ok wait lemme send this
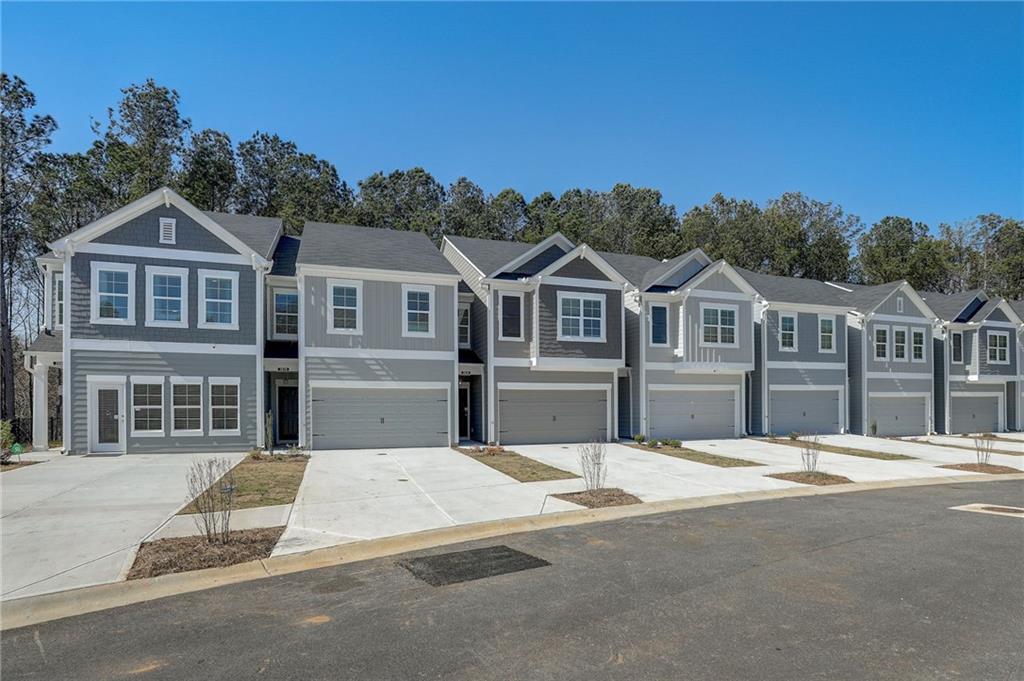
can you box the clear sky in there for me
[3,2,1022,229]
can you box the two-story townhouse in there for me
[24,188,282,454]
[294,222,463,449]
[1013,299,1024,430]
[441,233,662,445]
[832,281,939,436]
[734,269,852,436]
[922,290,1022,433]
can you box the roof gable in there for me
[640,248,712,291]
[677,260,759,298]
[919,289,986,322]
[487,232,575,278]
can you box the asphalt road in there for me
[3,480,1023,681]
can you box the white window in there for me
[326,279,362,335]
[402,284,435,338]
[209,377,240,435]
[498,292,524,341]
[90,261,136,325]
[818,315,835,353]
[951,331,963,364]
[987,331,1009,365]
[54,272,64,328]
[198,269,239,330]
[874,326,889,361]
[700,303,738,348]
[458,303,471,348]
[159,217,176,245]
[911,329,926,362]
[170,377,203,436]
[558,291,606,342]
[145,266,188,329]
[649,304,669,347]
[273,289,299,339]
[896,297,904,313]
[893,326,908,361]
[130,376,164,437]
[779,313,797,352]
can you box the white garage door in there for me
[770,389,841,436]
[310,387,449,449]
[498,389,608,445]
[950,395,1000,434]
[868,395,927,437]
[649,389,737,440]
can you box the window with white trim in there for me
[893,327,907,361]
[558,291,605,342]
[209,378,240,435]
[458,303,471,348]
[159,217,176,244]
[171,379,202,435]
[818,315,835,353]
[779,314,797,351]
[498,292,523,341]
[91,262,135,324]
[131,377,163,436]
[402,284,435,338]
[701,303,738,347]
[145,266,188,328]
[951,331,963,364]
[649,304,668,346]
[54,272,64,328]
[911,329,926,362]
[273,289,299,338]
[987,331,1009,365]
[327,279,361,334]
[874,326,889,360]
[198,269,239,330]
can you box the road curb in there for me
[3,472,1021,630]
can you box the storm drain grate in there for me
[400,545,550,586]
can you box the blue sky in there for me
[3,2,1021,229]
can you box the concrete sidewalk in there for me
[815,434,1022,468]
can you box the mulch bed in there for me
[456,447,578,482]
[553,488,642,508]
[764,438,915,461]
[767,471,853,486]
[128,526,285,580]
[939,463,1021,474]
[0,461,40,473]
[633,444,762,467]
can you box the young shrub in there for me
[788,431,801,441]
[664,439,682,448]
[800,435,821,473]
[974,437,994,467]
[869,420,878,437]
[186,458,236,544]
[633,433,646,444]
[578,441,607,491]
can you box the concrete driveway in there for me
[273,447,580,557]
[907,434,1024,455]
[814,434,1023,468]
[1,452,245,601]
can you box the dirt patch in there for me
[456,447,577,482]
[923,440,1023,456]
[179,453,309,514]
[632,444,762,467]
[939,463,1021,474]
[553,488,642,508]
[764,438,915,461]
[128,526,285,579]
[767,471,853,486]
[0,461,40,473]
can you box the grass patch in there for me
[913,439,1023,457]
[765,438,915,461]
[128,526,285,579]
[632,443,762,467]
[178,452,309,515]
[456,447,577,482]
[767,471,853,486]
[0,460,39,473]
[939,463,1021,474]
[553,488,642,508]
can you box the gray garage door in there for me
[868,395,927,436]
[649,389,736,440]
[950,395,999,434]
[770,390,841,436]
[310,388,448,450]
[499,389,607,445]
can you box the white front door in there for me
[89,381,126,453]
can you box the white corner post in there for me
[31,363,49,451]
[254,258,267,449]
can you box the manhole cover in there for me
[400,545,550,587]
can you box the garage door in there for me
[770,390,841,436]
[950,395,1000,434]
[499,389,607,445]
[649,389,736,440]
[868,395,927,436]
[310,388,448,449]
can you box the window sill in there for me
[131,430,165,438]
[145,320,188,329]
[171,430,204,437]
[779,347,798,353]
[557,336,606,343]
[402,332,436,339]
[326,328,362,336]
[209,429,241,437]
[197,322,239,331]
[90,317,135,326]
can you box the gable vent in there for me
[159,218,176,245]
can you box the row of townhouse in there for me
[24,188,1024,454]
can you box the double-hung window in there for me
[209,378,240,435]
[779,314,797,351]
[818,315,835,353]
[987,331,1009,365]
[327,279,361,334]
[911,329,926,362]
[558,291,605,342]
[273,289,299,338]
[402,284,434,338]
[701,303,738,347]
[130,376,164,437]
[498,292,524,341]
[649,304,669,346]
[198,269,239,330]
[53,272,64,328]
[951,332,963,364]
[874,326,889,361]
[893,327,908,361]
[145,266,188,328]
[458,303,471,348]
[171,377,202,436]
[90,261,135,325]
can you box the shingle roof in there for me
[444,235,538,275]
[968,298,1003,324]
[919,289,985,322]
[831,281,906,314]
[596,251,663,287]
[733,267,850,308]
[27,329,62,354]
[269,235,300,277]
[204,211,283,259]
[1009,299,1024,321]
[297,222,458,276]
[638,249,707,291]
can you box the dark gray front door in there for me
[278,386,299,442]
[458,387,469,440]
[97,388,120,444]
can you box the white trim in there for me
[53,271,64,330]
[70,339,257,355]
[495,381,612,446]
[873,324,890,361]
[817,314,837,354]
[556,290,607,343]
[87,377,126,454]
[304,347,457,361]
[208,376,241,436]
[648,303,669,347]
[129,375,164,438]
[986,330,1010,365]
[766,301,852,315]
[870,313,932,324]
[158,217,176,245]
[896,296,904,314]
[981,320,1020,329]
[643,248,712,290]
[865,371,932,380]
[62,249,71,452]
[530,357,624,371]
[698,302,739,349]
[892,325,908,362]
[197,268,239,331]
[539,276,624,291]
[949,391,1005,433]
[766,360,845,370]
[326,278,362,336]
[144,265,189,329]
[647,383,742,439]
[778,312,798,352]
[297,274,307,447]
[488,232,575,278]
[255,265,267,448]
[457,301,472,349]
[486,288,495,442]
[498,291,525,341]
[767,384,846,433]
[951,331,964,364]
[271,287,299,340]
[264,358,299,372]
[911,327,927,363]
[297,264,460,286]
[441,237,486,279]
[402,283,436,338]
[491,357,533,368]
[90,261,136,325]
[75,242,253,266]
[688,289,751,302]
[533,245,631,287]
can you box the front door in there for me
[91,382,124,453]
[278,385,299,442]
[458,386,470,440]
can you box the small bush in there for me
[869,420,878,436]
[974,437,994,466]
[578,441,607,491]
[186,458,237,544]
[633,433,646,444]
[800,435,821,473]
[663,439,682,448]
[788,431,801,441]
[0,420,12,465]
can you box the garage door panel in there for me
[499,389,607,445]
[868,395,926,437]
[650,390,736,440]
[950,396,999,434]
[770,390,841,436]
[311,388,448,449]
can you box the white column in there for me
[32,365,49,451]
